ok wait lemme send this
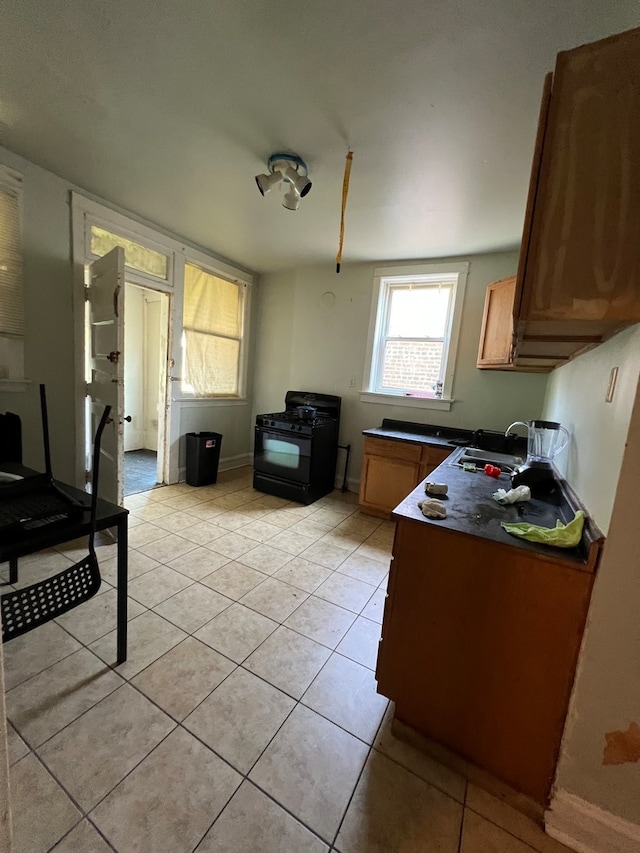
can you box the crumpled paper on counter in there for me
[493,485,531,504]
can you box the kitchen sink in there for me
[452,447,524,473]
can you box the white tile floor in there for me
[2,466,573,852]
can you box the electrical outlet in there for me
[606,367,618,403]
[349,377,356,388]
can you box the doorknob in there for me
[123,415,132,422]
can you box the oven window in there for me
[263,437,301,469]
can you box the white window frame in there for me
[362,262,469,411]
[0,166,26,391]
[84,220,174,286]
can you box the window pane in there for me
[90,225,168,279]
[387,285,451,338]
[381,340,444,392]
[183,264,240,337]
[182,330,239,396]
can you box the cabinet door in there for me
[521,28,640,323]
[378,519,594,805]
[360,454,421,516]
[477,277,516,367]
[419,446,451,481]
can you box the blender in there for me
[505,420,570,493]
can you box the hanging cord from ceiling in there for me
[336,149,353,273]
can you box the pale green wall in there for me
[253,254,549,487]
[178,402,252,468]
[542,324,640,533]
[544,338,640,826]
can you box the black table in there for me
[0,466,128,663]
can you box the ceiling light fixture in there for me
[255,171,282,196]
[254,152,312,211]
[282,186,300,211]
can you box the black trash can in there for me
[185,432,223,486]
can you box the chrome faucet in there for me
[506,422,527,437]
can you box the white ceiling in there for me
[1,1,637,274]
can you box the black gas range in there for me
[256,410,337,436]
[253,391,341,505]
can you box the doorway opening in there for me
[123,283,170,496]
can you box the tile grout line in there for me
[6,475,401,851]
[457,773,469,853]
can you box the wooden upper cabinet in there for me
[476,275,556,371]
[477,277,516,368]
[521,28,640,325]
[479,28,640,372]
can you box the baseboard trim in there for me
[178,453,252,482]
[545,790,640,853]
[178,455,360,495]
[217,453,252,473]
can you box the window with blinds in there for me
[0,167,25,381]
[182,263,245,397]
[0,170,24,337]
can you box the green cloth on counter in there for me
[501,510,585,548]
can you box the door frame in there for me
[71,195,179,490]
[70,192,254,491]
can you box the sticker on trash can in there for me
[206,439,216,448]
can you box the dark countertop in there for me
[392,447,602,568]
[362,418,528,455]
[362,419,473,450]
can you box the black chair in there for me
[1,411,23,584]
[1,405,111,642]
[0,411,22,465]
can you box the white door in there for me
[87,247,125,505]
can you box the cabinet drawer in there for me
[364,437,422,463]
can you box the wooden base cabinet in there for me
[359,437,450,517]
[376,517,594,805]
